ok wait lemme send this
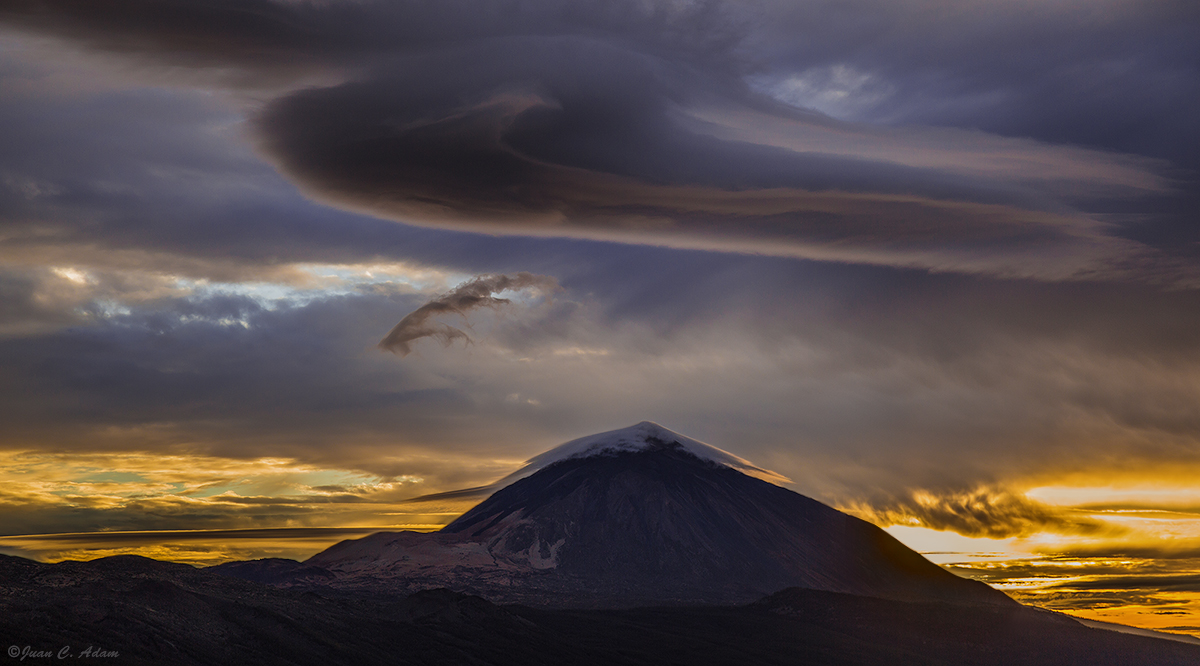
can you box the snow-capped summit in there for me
[496,421,790,487]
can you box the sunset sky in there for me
[0,0,1198,637]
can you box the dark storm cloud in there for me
[250,32,1172,279]
[379,272,559,356]
[0,69,320,279]
[752,0,1200,163]
[747,0,1200,260]
[0,0,739,80]
[0,51,654,285]
[2,0,1194,280]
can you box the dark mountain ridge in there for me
[3,553,1198,666]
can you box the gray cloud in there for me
[3,259,1199,490]
[379,273,558,356]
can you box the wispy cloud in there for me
[848,487,1122,539]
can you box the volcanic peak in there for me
[511,421,790,485]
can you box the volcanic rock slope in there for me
[300,422,1007,607]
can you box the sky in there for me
[0,0,1198,637]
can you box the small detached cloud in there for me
[379,272,559,357]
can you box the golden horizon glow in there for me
[881,479,1200,640]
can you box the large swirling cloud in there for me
[1,0,1194,281]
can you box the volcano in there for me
[292,422,1009,608]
